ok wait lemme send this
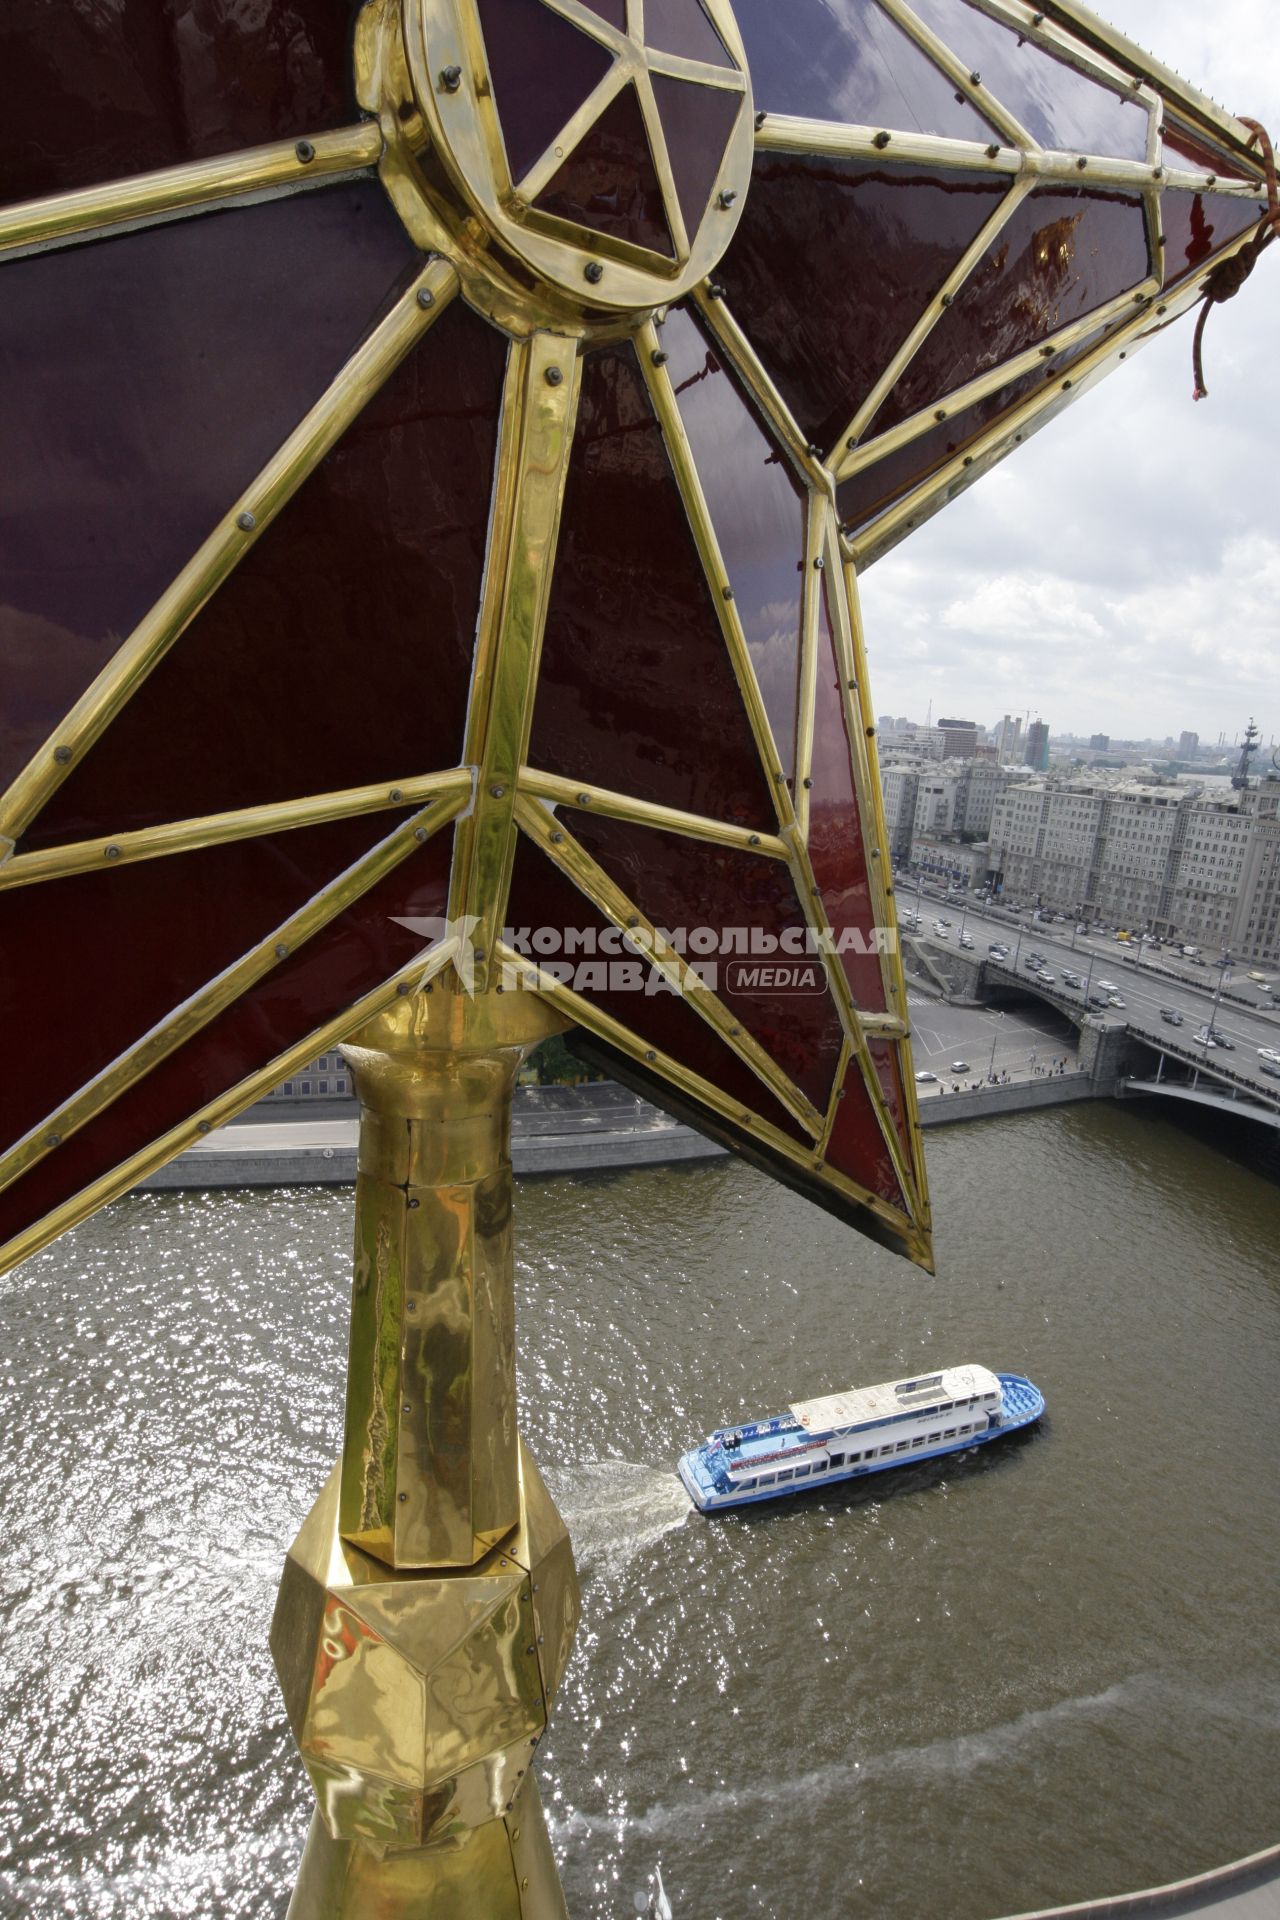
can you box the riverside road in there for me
[903,889,1280,1107]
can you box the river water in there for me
[2,1101,1278,1920]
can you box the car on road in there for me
[950,1060,970,1073]
[1258,1047,1280,1065]
[1063,972,1084,989]
[1039,972,1057,984]
[1262,1061,1280,1078]
[1089,993,1110,1008]
[959,935,974,950]
[989,943,1008,957]
[1096,978,1117,992]
[1212,1033,1234,1050]
[1024,957,1041,971]
[915,1070,938,1083]
[1107,996,1126,1008]
[1159,1008,1183,1026]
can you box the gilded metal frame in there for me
[0,123,384,262]
[495,942,920,1250]
[0,933,463,1278]
[0,0,1270,1282]
[0,255,461,846]
[0,794,467,1206]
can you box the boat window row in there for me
[735,1421,985,1490]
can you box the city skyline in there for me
[859,0,1279,746]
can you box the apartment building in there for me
[989,775,1279,954]
[1231,778,1280,966]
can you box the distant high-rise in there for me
[1178,731,1200,759]
[1089,733,1110,751]
[995,714,1023,764]
[1024,721,1050,772]
[938,717,979,758]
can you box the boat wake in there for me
[544,1460,690,1574]
[549,1670,1280,1841]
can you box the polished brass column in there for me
[271,982,580,1918]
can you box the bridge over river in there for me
[901,902,1280,1135]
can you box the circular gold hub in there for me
[400,0,754,316]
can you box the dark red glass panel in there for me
[578,0,626,24]
[837,319,1116,536]
[1161,116,1255,183]
[715,154,1008,455]
[0,183,422,811]
[644,0,732,69]
[731,0,997,140]
[534,82,673,257]
[527,342,774,827]
[1162,189,1264,290]
[826,1055,907,1210]
[871,185,1149,433]
[905,0,1149,160]
[660,306,805,779]
[504,840,810,1141]
[0,829,454,1256]
[476,0,616,185]
[809,584,884,1014]
[868,1037,912,1167]
[24,303,507,847]
[0,0,361,209]
[563,811,845,1113]
[649,73,744,243]
[0,812,419,1159]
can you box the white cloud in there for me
[857,0,1280,745]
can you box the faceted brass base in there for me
[287,1770,567,1920]
[272,1444,578,1866]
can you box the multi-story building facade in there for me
[1024,721,1050,772]
[882,757,1021,865]
[988,776,1279,951]
[880,760,923,863]
[1231,776,1280,966]
[263,1049,355,1102]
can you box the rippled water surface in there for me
[2,1103,1279,1919]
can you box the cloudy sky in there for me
[857,0,1279,749]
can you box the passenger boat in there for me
[677,1364,1044,1513]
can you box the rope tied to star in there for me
[1191,117,1279,400]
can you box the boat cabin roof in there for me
[791,1364,1000,1435]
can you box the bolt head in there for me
[104,844,121,859]
[295,139,315,163]
[489,783,507,798]
[416,286,435,309]
[718,188,737,209]
[236,510,256,531]
[545,365,564,387]
[651,349,669,366]
[584,260,604,284]
[53,745,72,764]
[275,943,289,959]
[414,826,429,842]
[872,131,891,149]
[439,63,462,91]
